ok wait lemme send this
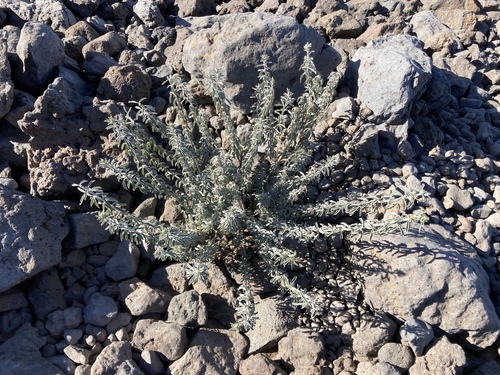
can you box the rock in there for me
[351,34,432,125]
[91,341,144,375]
[49,355,77,375]
[0,39,14,119]
[350,225,500,349]
[82,31,127,57]
[16,22,65,94]
[182,12,341,113]
[64,212,111,249]
[132,319,188,361]
[0,323,65,375]
[35,0,77,33]
[104,241,141,282]
[346,124,383,159]
[167,290,208,328]
[97,64,152,103]
[63,345,91,365]
[318,9,364,39]
[133,0,166,28]
[0,186,69,293]
[119,278,171,316]
[45,307,83,338]
[27,269,67,320]
[0,287,29,313]
[238,353,287,375]
[245,294,299,354]
[191,262,238,326]
[352,311,397,359]
[410,11,462,54]
[442,184,474,210]
[399,317,434,356]
[83,293,118,327]
[377,342,415,371]
[65,0,101,18]
[278,327,326,369]
[356,361,402,375]
[173,0,217,17]
[168,327,247,375]
[408,336,466,375]
[149,263,189,294]
[138,350,165,375]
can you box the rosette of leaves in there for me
[75,44,427,331]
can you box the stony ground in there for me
[1,0,500,374]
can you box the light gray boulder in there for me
[132,319,188,361]
[377,342,415,371]
[350,225,500,349]
[91,341,144,375]
[105,241,141,282]
[356,361,402,375]
[182,12,341,113]
[16,22,65,94]
[351,34,432,125]
[81,31,127,57]
[0,186,69,293]
[408,336,466,375]
[168,327,247,375]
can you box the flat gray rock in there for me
[0,186,69,293]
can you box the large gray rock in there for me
[0,186,69,293]
[350,225,500,349]
[168,328,247,375]
[351,34,432,125]
[16,22,65,94]
[182,12,341,113]
[34,0,77,34]
[410,11,462,54]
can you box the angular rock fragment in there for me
[0,186,69,293]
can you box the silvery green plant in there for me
[75,45,427,331]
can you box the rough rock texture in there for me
[351,34,432,125]
[90,341,144,375]
[0,186,69,293]
[278,327,326,369]
[182,11,341,113]
[16,22,65,94]
[408,336,467,375]
[167,328,247,375]
[132,319,188,361]
[245,294,299,354]
[350,225,500,349]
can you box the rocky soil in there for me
[1,0,500,374]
